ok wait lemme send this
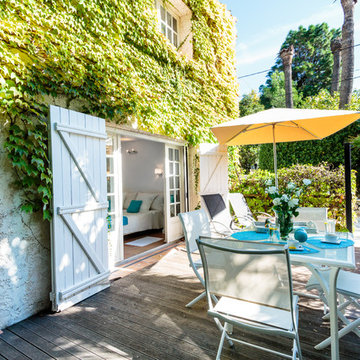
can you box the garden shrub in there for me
[229,163,357,230]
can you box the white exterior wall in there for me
[0,128,50,329]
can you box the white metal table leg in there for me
[327,267,340,360]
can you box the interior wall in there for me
[121,138,165,193]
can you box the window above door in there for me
[156,0,193,59]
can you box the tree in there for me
[330,37,342,94]
[262,23,341,98]
[339,0,357,108]
[260,71,301,109]
[280,45,295,108]
[239,90,264,116]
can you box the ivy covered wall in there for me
[0,0,238,218]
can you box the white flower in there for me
[287,182,296,190]
[303,179,311,186]
[288,198,299,208]
[295,189,302,196]
[267,186,277,195]
[273,198,281,206]
[281,194,289,202]
[265,179,273,186]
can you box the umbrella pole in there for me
[272,125,278,188]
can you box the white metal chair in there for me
[305,268,360,349]
[292,207,328,232]
[200,194,243,235]
[178,209,214,308]
[228,192,274,226]
[197,237,302,360]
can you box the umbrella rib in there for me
[289,121,322,139]
[226,123,272,143]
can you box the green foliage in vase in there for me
[0,0,238,219]
[229,163,357,230]
[262,23,341,98]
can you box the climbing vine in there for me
[0,0,238,219]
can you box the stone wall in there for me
[0,127,51,329]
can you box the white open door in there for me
[164,144,185,242]
[199,143,228,201]
[50,105,109,312]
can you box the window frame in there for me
[158,3,180,48]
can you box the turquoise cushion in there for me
[127,200,142,213]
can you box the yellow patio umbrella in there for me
[211,108,360,187]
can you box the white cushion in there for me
[123,192,137,209]
[136,192,157,212]
[151,193,164,211]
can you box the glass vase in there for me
[276,212,294,241]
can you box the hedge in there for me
[229,163,357,230]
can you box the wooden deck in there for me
[1,244,359,360]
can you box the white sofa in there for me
[123,192,164,235]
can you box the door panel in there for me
[199,143,228,202]
[165,145,185,242]
[50,105,109,311]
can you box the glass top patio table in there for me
[231,230,357,360]
[231,231,356,270]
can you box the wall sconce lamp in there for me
[154,168,163,177]
[126,148,138,154]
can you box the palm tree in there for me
[331,37,342,94]
[280,45,294,108]
[339,0,357,109]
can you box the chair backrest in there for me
[178,209,211,254]
[294,207,328,231]
[228,192,253,219]
[197,237,294,312]
[201,193,233,228]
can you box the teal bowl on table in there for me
[294,228,308,243]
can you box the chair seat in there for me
[212,296,296,331]
[306,270,360,298]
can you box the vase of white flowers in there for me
[265,179,311,241]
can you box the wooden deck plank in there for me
[7,323,80,360]
[47,308,214,360]
[0,338,30,360]
[1,245,359,360]
[29,316,152,360]
[0,329,51,360]
[25,317,133,360]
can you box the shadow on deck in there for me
[0,245,359,359]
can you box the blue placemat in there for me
[232,231,269,241]
[307,236,354,249]
[288,245,319,254]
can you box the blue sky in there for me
[221,0,360,96]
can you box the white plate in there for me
[321,238,342,245]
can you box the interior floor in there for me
[124,229,165,259]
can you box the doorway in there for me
[105,127,186,266]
